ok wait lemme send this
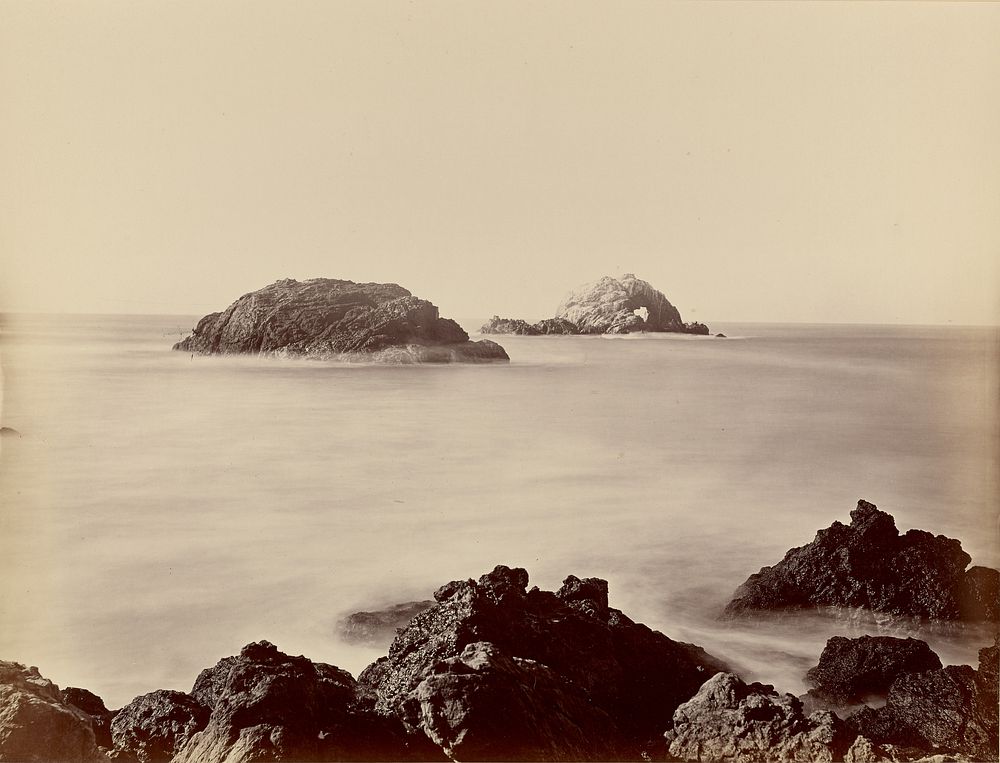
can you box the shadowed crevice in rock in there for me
[725,499,999,621]
[174,278,508,363]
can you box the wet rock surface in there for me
[726,500,1000,621]
[0,661,104,762]
[358,566,727,755]
[338,601,435,646]
[664,672,852,762]
[846,636,999,762]
[805,636,943,706]
[174,278,509,363]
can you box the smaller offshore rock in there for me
[805,636,943,706]
[664,672,851,762]
[338,601,436,646]
[109,690,208,763]
[478,316,540,335]
[0,661,105,762]
[725,499,1000,621]
[532,318,580,335]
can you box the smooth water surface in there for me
[1,314,997,707]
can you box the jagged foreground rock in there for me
[174,278,508,363]
[726,499,1000,621]
[846,636,999,762]
[664,672,852,762]
[359,565,728,757]
[0,661,105,762]
[478,274,710,336]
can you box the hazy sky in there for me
[2,1,998,324]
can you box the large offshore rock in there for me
[664,672,851,762]
[555,273,708,334]
[174,278,508,363]
[725,500,1000,621]
[0,661,105,762]
[846,637,999,761]
[805,636,943,705]
[358,566,726,755]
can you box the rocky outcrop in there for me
[664,672,852,762]
[532,318,579,335]
[172,641,436,763]
[0,661,105,762]
[62,687,115,749]
[400,641,621,761]
[338,601,435,646]
[555,274,709,334]
[478,317,540,336]
[805,636,943,706]
[174,278,509,363]
[110,690,208,763]
[725,500,1000,621]
[358,566,726,757]
[846,637,999,761]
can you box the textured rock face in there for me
[478,316,541,336]
[664,672,851,762]
[110,690,208,763]
[358,565,726,755]
[725,500,999,620]
[62,686,115,750]
[847,637,999,762]
[805,636,943,706]
[174,278,509,363]
[0,661,104,762]
[173,640,436,763]
[400,641,621,762]
[555,274,708,334]
[532,317,580,335]
[338,601,436,646]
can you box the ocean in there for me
[1,314,997,709]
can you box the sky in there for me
[1,1,998,324]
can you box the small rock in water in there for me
[337,600,435,646]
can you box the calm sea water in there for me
[1,314,997,708]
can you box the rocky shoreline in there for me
[2,502,997,762]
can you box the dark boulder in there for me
[847,636,999,761]
[337,601,435,646]
[400,641,622,761]
[174,278,508,363]
[805,636,942,706]
[725,499,999,621]
[62,686,115,749]
[0,426,21,438]
[173,640,437,763]
[715,333,727,338]
[0,661,104,762]
[110,690,208,763]
[478,316,540,336]
[358,565,726,756]
[664,672,852,762]
[532,318,580,335]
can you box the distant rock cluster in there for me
[174,278,509,363]
[480,274,710,336]
[2,502,998,762]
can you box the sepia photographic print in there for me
[1,2,998,761]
